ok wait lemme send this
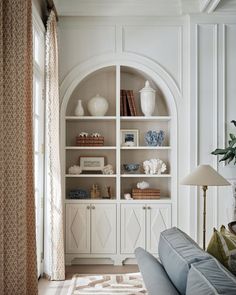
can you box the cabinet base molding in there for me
[65,255,140,266]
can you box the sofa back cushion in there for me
[135,247,180,295]
[158,227,211,294]
[186,258,236,294]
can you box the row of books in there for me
[120,89,138,116]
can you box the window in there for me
[33,10,45,278]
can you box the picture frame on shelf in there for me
[79,156,105,173]
[120,129,139,147]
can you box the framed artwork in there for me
[120,129,139,147]
[80,156,105,172]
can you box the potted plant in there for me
[211,120,236,164]
[212,120,236,221]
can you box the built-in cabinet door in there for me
[146,204,171,253]
[91,204,116,254]
[66,204,91,254]
[121,204,146,254]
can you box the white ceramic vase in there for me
[87,94,109,116]
[75,99,84,116]
[140,81,156,116]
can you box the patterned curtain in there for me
[44,11,65,281]
[0,0,38,294]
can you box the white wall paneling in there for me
[190,15,236,245]
[59,13,236,259]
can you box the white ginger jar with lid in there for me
[140,81,156,116]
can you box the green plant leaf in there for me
[219,151,234,162]
[212,148,230,155]
[230,133,236,140]
[231,120,236,127]
[228,154,235,164]
[230,139,236,147]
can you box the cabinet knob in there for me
[87,205,90,210]
[142,206,146,210]
[147,206,151,210]
[91,205,95,210]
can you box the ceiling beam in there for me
[199,0,222,13]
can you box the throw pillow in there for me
[207,225,236,275]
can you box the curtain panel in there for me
[0,0,38,294]
[44,10,65,281]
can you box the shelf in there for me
[65,199,117,203]
[120,174,171,178]
[120,116,171,122]
[66,116,116,121]
[121,146,171,150]
[65,174,116,178]
[120,198,172,203]
[66,146,116,150]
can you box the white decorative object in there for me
[75,99,84,116]
[140,81,156,116]
[137,181,150,189]
[79,132,89,137]
[124,193,132,200]
[91,132,101,138]
[68,165,82,175]
[143,158,167,175]
[87,94,109,116]
[102,164,114,175]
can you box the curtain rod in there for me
[46,0,59,21]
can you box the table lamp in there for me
[181,164,230,250]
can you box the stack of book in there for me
[132,188,160,199]
[120,89,138,116]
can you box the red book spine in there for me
[130,90,138,116]
[120,90,124,116]
[123,90,128,116]
[127,90,134,116]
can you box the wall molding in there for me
[122,24,183,93]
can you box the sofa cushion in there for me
[135,247,180,295]
[158,227,211,294]
[186,258,236,295]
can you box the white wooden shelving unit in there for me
[61,64,177,265]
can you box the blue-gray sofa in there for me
[135,227,236,295]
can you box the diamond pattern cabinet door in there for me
[146,204,171,254]
[65,204,91,254]
[91,204,116,254]
[121,204,146,254]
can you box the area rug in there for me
[67,272,147,294]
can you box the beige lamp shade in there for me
[181,164,230,186]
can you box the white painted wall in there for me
[58,13,236,245]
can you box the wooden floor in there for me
[38,264,139,295]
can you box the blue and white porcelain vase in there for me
[145,130,164,146]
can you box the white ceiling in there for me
[54,0,236,16]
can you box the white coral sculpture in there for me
[143,159,167,175]
[68,165,82,175]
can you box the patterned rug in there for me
[67,272,147,294]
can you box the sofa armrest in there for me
[135,247,180,295]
